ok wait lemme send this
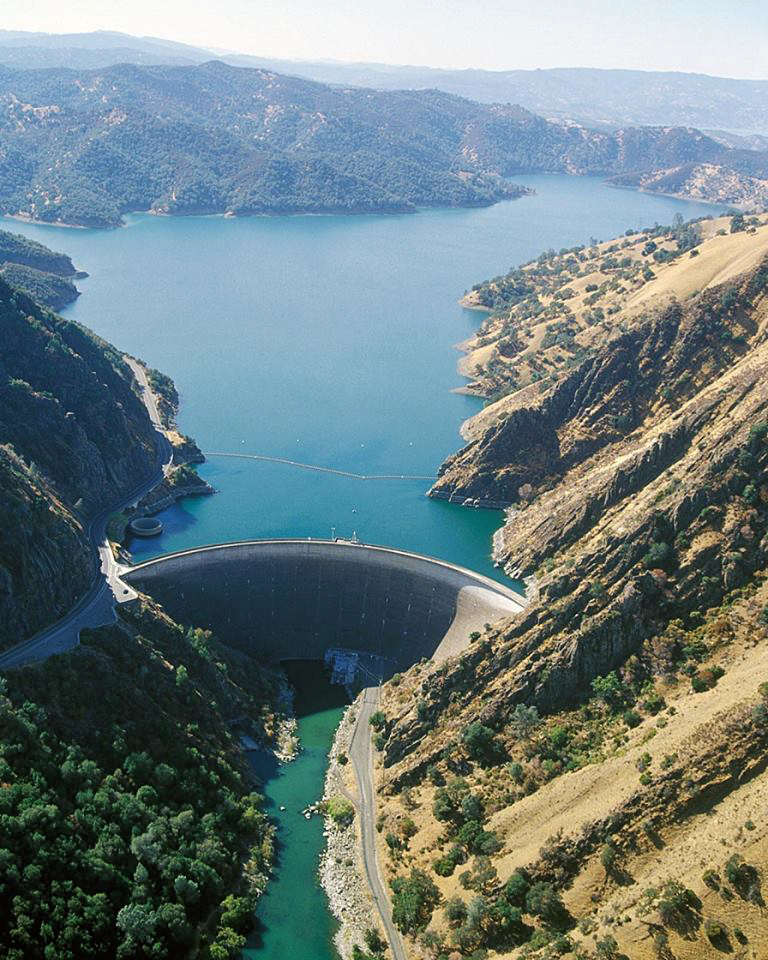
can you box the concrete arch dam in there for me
[123,540,527,672]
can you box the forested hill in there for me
[0,279,158,644]
[0,60,765,226]
[0,228,85,309]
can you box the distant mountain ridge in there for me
[0,59,765,226]
[1,30,767,133]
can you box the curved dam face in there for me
[123,540,526,671]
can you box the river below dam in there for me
[6,174,722,958]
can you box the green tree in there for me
[390,869,440,934]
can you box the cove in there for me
[7,175,721,585]
[5,174,724,958]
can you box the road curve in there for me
[349,686,409,960]
[0,358,172,670]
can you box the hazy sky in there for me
[3,0,767,78]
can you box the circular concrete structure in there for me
[123,539,526,671]
[129,517,164,537]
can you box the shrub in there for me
[691,674,709,693]
[433,849,462,877]
[596,935,620,958]
[363,928,387,955]
[426,764,444,786]
[401,817,417,840]
[390,869,441,934]
[369,711,386,730]
[508,761,524,784]
[600,843,619,874]
[642,541,671,570]
[462,722,504,765]
[641,689,665,715]
[743,483,759,505]
[508,703,541,740]
[725,854,760,899]
[385,832,402,852]
[503,870,529,907]
[591,671,623,706]
[444,895,468,926]
[525,882,569,929]
[548,725,569,751]
[327,795,355,826]
[748,422,768,447]
[705,919,726,942]
[624,709,642,728]
[657,881,697,924]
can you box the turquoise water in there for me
[5,176,723,958]
[6,175,721,583]
[245,662,347,960]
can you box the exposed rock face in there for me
[384,243,768,785]
[0,279,158,645]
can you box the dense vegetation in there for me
[0,228,84,308]
[0,229,79,276]
[0,61,760,225]
[0,277,157,644]
[0,262,79,310]
[0,600,281,959]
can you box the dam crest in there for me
[123,539,527,673]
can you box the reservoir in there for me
[6,174,722,958]
[7,174,720,581]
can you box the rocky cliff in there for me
[371,217,768,958]
[0,278,159,646]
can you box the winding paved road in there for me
[0,359,172,670]
[348,686,409,960]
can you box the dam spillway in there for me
[122,539,526,671]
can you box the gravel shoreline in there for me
[319,701,382,960]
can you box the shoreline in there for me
[320,702,381,960]
[1,177,736,234]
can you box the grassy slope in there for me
[373,218,768,960]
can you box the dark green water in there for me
[245,662,347,960]
[4,175,723,957]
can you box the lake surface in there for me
[6,175,722,959]
[8,175,720,583]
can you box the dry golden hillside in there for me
[370,215,768,960]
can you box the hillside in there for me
[0,61,764,225]
[365,218,768,958]
[0,595,284,959]
[2,33,768,134]
[0,277,159,646]
[0,227,85,308]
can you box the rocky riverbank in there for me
[272,676,299,762]
[320,703,381,960]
